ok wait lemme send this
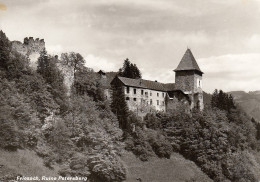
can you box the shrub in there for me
[0,117,20,150]
[147,130,172,158]
[125,128,155,161]
[144,113,162,130]
[222,152,258,182]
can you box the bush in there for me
[0,118,20,150]
[125,128,155,161]
[144,113,162,130]
[222,152,258,182]
[147,130,172,158]
[88,154,126,182]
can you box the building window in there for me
[162,93,164,97]
[133,98,137,101]
[157,100,159,105]
[141,90,144,95]
[126,97,130,101]
[157,93,159,97]
[150,99,152,105]
[150,92,152,96]
[126,87,129,94]
[162,101,164,106]
[134,88,136,94]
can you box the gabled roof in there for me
[98,70,106,75]
[163,83,176,91]
[174,49,203,74]
[113,76,176,92]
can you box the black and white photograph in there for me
[1,0,260,181]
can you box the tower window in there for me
[134,89,136,94]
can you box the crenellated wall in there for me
[12,37,74,95]
[12,37,45,69]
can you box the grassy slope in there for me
[0,149,59,181]
[121,151,212,182]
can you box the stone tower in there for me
[174,49,204,110]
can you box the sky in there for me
[1,0,260,93]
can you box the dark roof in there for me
[98,70,106,75]
[163,83,176,91]
[114,76,175,92]
[174,49,203,74]
[95,71,118,89]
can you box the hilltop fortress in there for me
[12,37,204,113]
[12,37,74,94]
[12,37,45,54]
[12,37,45,69]
[108,49,204,114]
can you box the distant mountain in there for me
[228,90,260,122]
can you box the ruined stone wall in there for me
[12,37,74,95]
[56,62,74,95]
[12,37,45,69]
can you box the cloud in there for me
[46,44,63,55]
[246,34,260,50]
[2,0,260,93]
[84,54,117,72]
[198,54,260,92]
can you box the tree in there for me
[118,58,141,79]
[37,49,68,114]
[0,30,11,70]
[211,89,235,113]
[61,52,85,78]
[110,82,129,130]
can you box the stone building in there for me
[12,37,45,69]
[109,48,204,113]
[174,48,204,110]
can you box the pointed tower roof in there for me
[174,49,203,74]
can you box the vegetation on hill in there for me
[0,30,126,182]
[229,90,260,122]
[120,88,260,181]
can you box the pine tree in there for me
[0,30,11,70]
[37,48,48,78]
[210,89,236,113]
[118,58,141,79]
[110,82,129,130]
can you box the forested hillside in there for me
[229,91,260,122]
[0,30,126,182]
[1,30,260,182]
